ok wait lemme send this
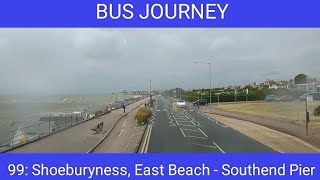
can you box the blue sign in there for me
[0,0,320,27]
[0,154,320,180]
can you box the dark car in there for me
[279,95,295,102]
[265,95,280,102]
[193,99,208,106]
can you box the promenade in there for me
[8,98,148,153]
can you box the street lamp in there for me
[194,61,212,111]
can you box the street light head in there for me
[193,61,199,63]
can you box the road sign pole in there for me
[306,99,309,136]
[209,63,212,112]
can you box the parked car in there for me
[176,100,187,108]
[299,92,320,101]
[279,95,295,102]
[193,99,208,106]
[265,95,280,102]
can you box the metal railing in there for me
[0,96,146,153]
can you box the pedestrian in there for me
[197,102,200,109]
[123,103,126,113]
[145,103,147,107]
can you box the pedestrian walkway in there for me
[93,104,144,153]
[8,98,148,153]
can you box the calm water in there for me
[0,94,136,134]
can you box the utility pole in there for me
[149,80,152,100]
[194,61,212,111]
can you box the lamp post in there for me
[194,61,212,111]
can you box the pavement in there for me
[142,96,276,153]
[8,98,148,153]
[93,104,145,153]
[200,106,320,150]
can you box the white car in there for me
[176,100,187,108]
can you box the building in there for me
[296,83,320,93]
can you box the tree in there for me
[294,74,308,84]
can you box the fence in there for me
[0,96,145,153]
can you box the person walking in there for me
[123,103,126,113]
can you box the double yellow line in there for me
[140,125,153,153]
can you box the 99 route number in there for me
[8,164,28,176]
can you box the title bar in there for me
[0,0,320,27]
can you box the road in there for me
[144,96,276,153]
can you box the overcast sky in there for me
[0,29,319,94]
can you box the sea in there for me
[0,94,137,142]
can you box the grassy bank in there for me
[212,101,320,130]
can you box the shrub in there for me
[314,105,320,116]
[135,107,151,125]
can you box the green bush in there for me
[135,107,151,125]
[137,118,145,125]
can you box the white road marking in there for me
[198,128,208,138]
[189,142,217,149]
[179,128,186,137]
[175,120,180,126]
[189,110,194,112]
[156,110,160,112]
[182,128,201,132]
[177,120,190,123]
[215,121,228,128]
[192,121,200,126]
[123,121,126,127]
[190,121,196,126]
[187,136,207,139]
[213,141,225,153]
[118,130,123,137]
[179,124,196,127]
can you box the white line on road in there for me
[118,130,123,137]
[212,141,225,153]
[187,136,207,139]
[123,121,126,127]
[183,128,201,132]
[177,120,190,123]
[179,124,196,128]
[190,121,196,126]
[198,128,208,138]
[156,110,160,112]
[215,121,228,128]
[189,142,217,149]
[179,128,186,137]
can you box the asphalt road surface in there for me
[146,96,276,153]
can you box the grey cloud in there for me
[0,28,319,94]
